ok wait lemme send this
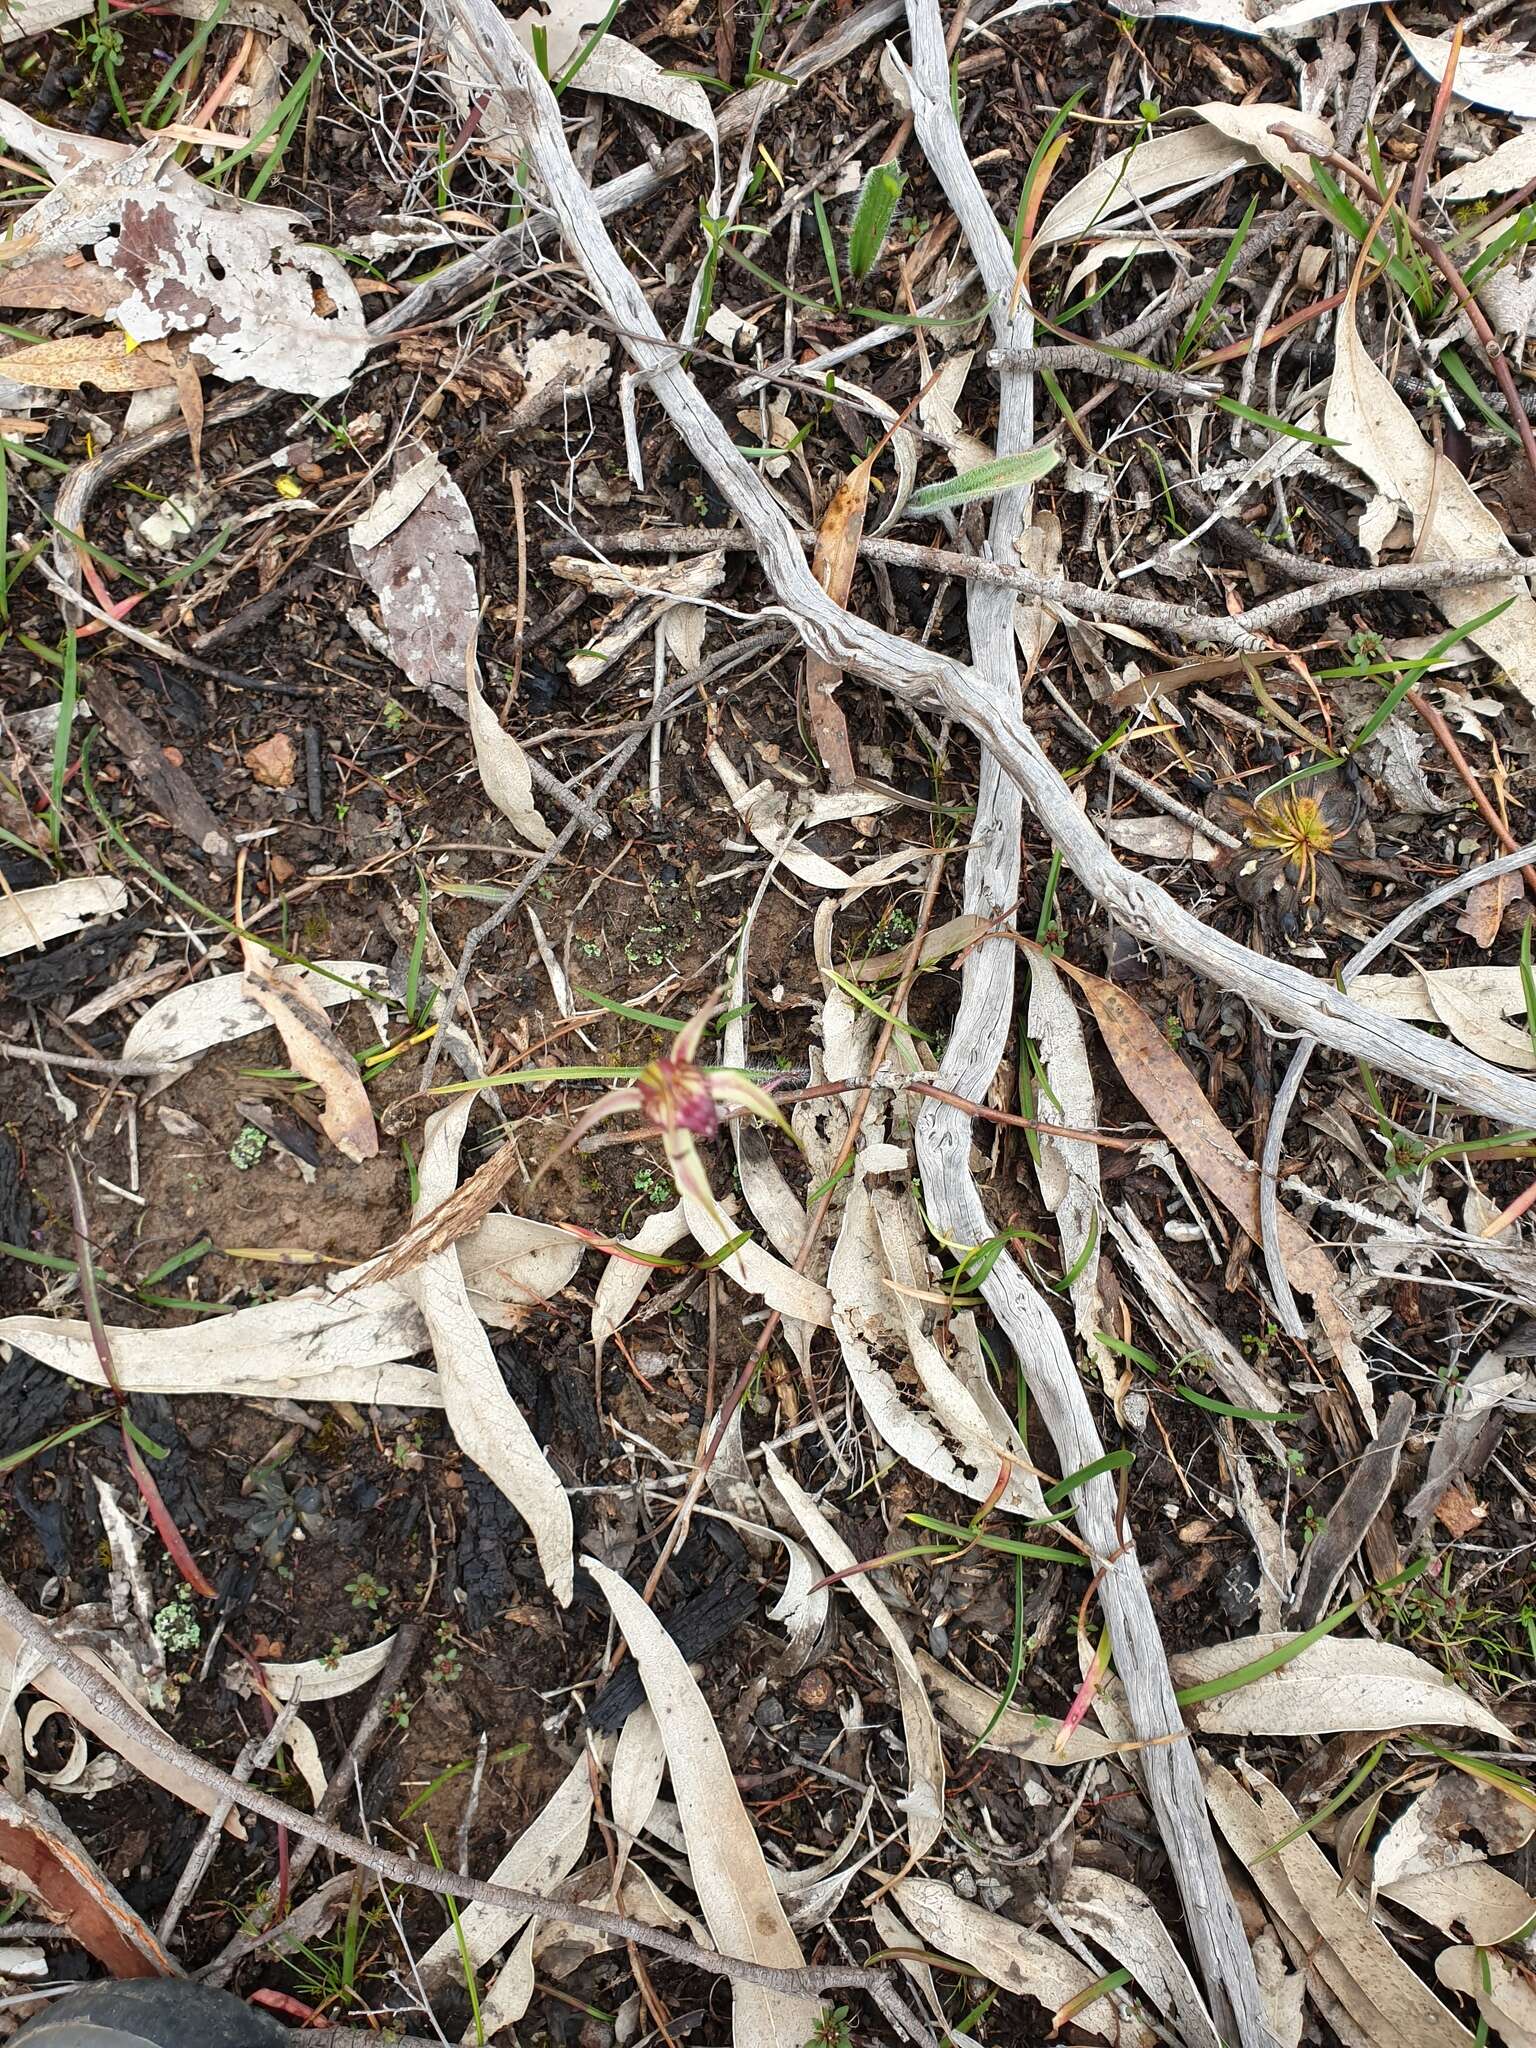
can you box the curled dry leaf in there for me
[894,1877,1156,2046]
[706,742,903,891]
[0,1788,174,1977]
[1170,1635,1513,1740]
[766,1452,944,1865]
[1326,294,1536,707]
[502,329,611,431]
[467,663,554,852]
[0,877,127,961]
[1349,966,1536,1072]
[121,960,386,1069]
[419,1753,592,1982]
[406,1097,575,1605]
[241,947,378,1164]
[1204,1760,1477,2048]
[582,1554,822,2048]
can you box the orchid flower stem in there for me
[639,853,949,1608]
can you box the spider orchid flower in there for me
[537,999,792,1228]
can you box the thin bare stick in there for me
[159,1694,302,1945]
[900,7,1270,2043]
[0,1578,935,2047]
[438,0,1536,1135]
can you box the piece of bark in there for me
[87,671,233,865]
[1290,1392,1412,1628]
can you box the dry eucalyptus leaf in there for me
[1169,1636,1513,1740]
[1438,1949,1536,2048]
[591,1201,690,1361]
[1394,21,1536,118]
[406,1097,575,1605]
[894,1877,1156,2045]
[1204,1760,1478,2048]
[583,1555,822,2048]
[0,332,180,393]
[241,947,378,1163]
[419,1754,592,1981]
[1060,1868,1223,2048]
[254,1636,400,1705]
[916,1649,1117,1765]
[0,877,126,960]
[766,1453,945,1864]
[467,664,553,852]
[1326,295,1536,705]
[121,959,385,1069]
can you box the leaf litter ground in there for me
[3,2,1536,2046]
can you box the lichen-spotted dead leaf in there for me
[582,1555,822,2048]
[1204,1760,1478,2048]
[1326,291,1536,706]
[766,1452,945,1865]
[894,1877,1157,2045]
[350,448,480,711]
[406,1096,574,1606]
[240,946,377,1164]
[1058,955,1374,1427]
[0,876,126,960]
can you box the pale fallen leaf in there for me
[1326,293,1536,706]
[1105,814,1222,861]
[557,552,725,685]
[1205,1760,1477,2048]
[916,1648,1117,1765]
[582,1555,822,2048]
[1027,954,1109,1388]
[1060,1868,1223,2048]
[1395,21,1536,119]
[420,1753,592,1982]
[706,741,904,891]
[121,959,386,1068]
[0,0,93,40]
[1457,870,1522,949]
[241,947,378,1163]
[1060,957,1374,1427]
[1147,0,1361,29]
[1438,129,1536,205]
[1438,1948,1536,2048]
[1170,1636,1512,1740]
[0,876,127,961]
[828,1165,1041,1513]
[766,1452,944,1863]
[610,1704,666,1887]
[255,1636,399,1706]
[406,1097,574,1605]
[466,662,554,852]
[1035,105,1330,246]
[0,1215,576,1408]
[1384,1861,1536,1947]
[918,351,993,474]
[22,1702,119,1799]
[591,1201,690,1361]
[503,329,610,430]
[894,1877,1155,2045]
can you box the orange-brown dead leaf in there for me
[1053,954,1371,1421]
[240,950,378,1164]
[803,461,871,789]
[0,331,182,393]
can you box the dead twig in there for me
[0,1578,936,2048]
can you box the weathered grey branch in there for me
[897,11,1272,2045]
[439,0,1536,1130]
[0,1580,934,2047]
